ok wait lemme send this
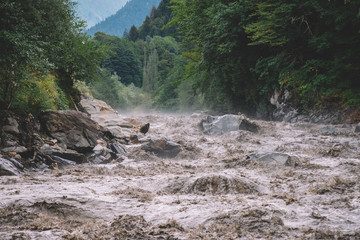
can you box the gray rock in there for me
[246,152,301,167]
[202,115,259,136]
[39,110,101,153]
[321,126,338,134]
[2,125,20,135]
[1,146,27,153]
[79,98,136,139]
[142,138,182,158]
[51,156,76,168]
[88,144,113,163]
[42,149,87,164]
[166,174,261,195]
[2,118,20,135]
[0,158,21,176]
[8,158,24,170]
[355,123,360,133]
[283,109,299,122]
[110,143,126,155]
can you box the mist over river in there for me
[1,112,359,239]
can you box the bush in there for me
[11,74,69,113]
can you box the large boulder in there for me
[79,98,137,139]
[201,115,259,136]
[39,110,101,153]
[0,158,21,176]
[2,117,20,135]
[142,138,182,158]
[246,152,301,167]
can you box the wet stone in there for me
[0,158,21,176]
[246,151,301,167]
[142,138,181,158]
[166,174,261,195]
[202,114,259,135]
[321,126,338,134]
[109,143,126,155]
[42,149,87,164]
[51,156,76,168]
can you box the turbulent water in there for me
[1,113,359,239]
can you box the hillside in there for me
[87,0,161,37]
[75,0,128,28]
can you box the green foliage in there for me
[0,0,107,112]
[136,0,177,40]
[94,32,142,87]
[169,0,360,113]
[88,69,152,110]
[12,74,69,113]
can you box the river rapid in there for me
[1,112,359,239]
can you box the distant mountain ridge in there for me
[86,0,161,37]
[75,0,129,28]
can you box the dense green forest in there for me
[1,0,359,116]
[89,0,360,115]
[170,0,360,114]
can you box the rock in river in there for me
[246,151,301,167]
[39,110,102,153]
[201,114,259,136]
[0,158,22,176]
[142,138,182,158]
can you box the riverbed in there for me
[1,113,359,239]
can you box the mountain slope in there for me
[86,0,161,37]
[75,0,129,28]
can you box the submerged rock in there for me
[321,126,338,134]
[201,114,259,136]
[239,119,259,133]
[246,151,301,167]
[142,138,181,158]
[166,174,261,195]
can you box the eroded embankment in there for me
[1,113,359,239]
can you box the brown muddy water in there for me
[1,113,360,239]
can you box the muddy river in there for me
[1,113,359,239]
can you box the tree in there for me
[128,25,139,41]
[0,0,106,110]
[94,32,142,87]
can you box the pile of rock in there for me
[0,108,131,176]
[0,98,146,176]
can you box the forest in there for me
[1,0,359,116]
